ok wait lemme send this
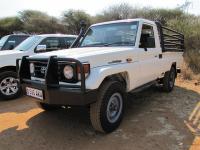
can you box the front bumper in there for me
[22,81,97,106]
[18,56,97,106]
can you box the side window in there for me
[3,36,16,50]
[14,36,29,45]
[37,37,61,52]
[139,24,155,48]
[63,37,76,48]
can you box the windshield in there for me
[0,35,9,48]
[80,21,139,47]
[15,36,42,51]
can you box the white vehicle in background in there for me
[0,34,77,100]
[0,34,30,50]
[19,19,184,133]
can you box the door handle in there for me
[154,54,162,58]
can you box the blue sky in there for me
[0,0,199,18]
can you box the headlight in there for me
[63,65,74,79]
[30,63,35,74]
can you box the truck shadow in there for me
[0,96,38,114]
[0,85,199,150]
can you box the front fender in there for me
[86,64,130,90]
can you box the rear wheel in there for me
[162,67,176,92]
[0,71,21,100]
[37,102,60,111]
[90,80,125,133]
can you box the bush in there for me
[181,61,200,81]
[62,10,92,34]
[0,17,23,35]
[181,62,194,80]
[19,10,66,34]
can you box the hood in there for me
[0,50,23,56]
[0,50,25,67]
[30,47,135,68]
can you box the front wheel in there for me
[90,81,125,133]
[0,71,21,100]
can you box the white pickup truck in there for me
[19,18,184,133]
[0,34,77,99]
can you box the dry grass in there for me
[185,50,200,73]
[181,62,195,80]
[180,61,200,84]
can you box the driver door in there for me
[137,23,159,85]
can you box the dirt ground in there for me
[0,79,199,150]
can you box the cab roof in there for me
[91,18,156,27]
[35,34,77,38]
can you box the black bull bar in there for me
[17,56,86,92]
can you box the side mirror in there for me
[9,45,14,50]
[8,40,15,44]
[65,42,71,49]
[8,41,16,50]
[36,45,46,52]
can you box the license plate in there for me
[26,87,44,100]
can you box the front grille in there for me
[29,60,78,83]
[32,62,48,79]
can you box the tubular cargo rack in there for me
[155,21,185,52]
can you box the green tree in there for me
[0,17,23,36]
[94,3,134,23]
[19,10,65,34]
[62,9,92,34]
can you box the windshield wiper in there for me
[81,43,108,47]
[81,41,134,47]
[103,41,134,46]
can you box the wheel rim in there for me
[106,92,123,123]
[169,70,175,88]
[0,77,18,96]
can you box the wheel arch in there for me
[0,66,16,73]
[171,62,177,77]
[171,62,176,69]
[99,72,130,92]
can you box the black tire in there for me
[37,102,60,111]
[0,71,22,100]
[163,67,176,92]
[90,80,125,133]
